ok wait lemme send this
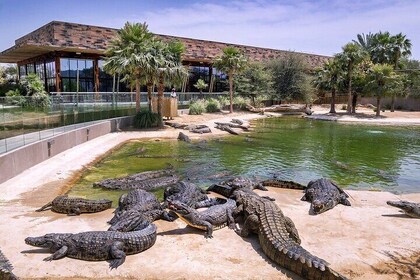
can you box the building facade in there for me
[0,21,329,93]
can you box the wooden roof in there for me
[0,21,329,67]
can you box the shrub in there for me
[217,95,229,108]
[20,73,46,96]
[29,92,51,108]
[5,89,26,106]
[233,96,250,110]
[189,99,206,115]
[341,104,347,110]
[133,110,161,128]
[205,98,220,112]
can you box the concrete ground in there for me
[0,110,419,280]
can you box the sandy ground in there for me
[307,104,420,125]
[0,110,419,280]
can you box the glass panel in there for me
[26,63,35,74]
[35,62,45,80]
[19,65,26,77]
[84,60,94,78]
[69,59,77,78]
[61,58,70,78]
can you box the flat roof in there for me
[0,21,330,67]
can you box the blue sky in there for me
[0,0,419,60]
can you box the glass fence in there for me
[0,92,227,154]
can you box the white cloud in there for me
[107,0,420,59]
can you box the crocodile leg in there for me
[226,208,238,230]
[68,208,81,216]
[109,241,126,269]
[161,210,177,222]
[237,214,259,237]
[43,246,68,261]
[202,221,214,239]
[284,216,301,244]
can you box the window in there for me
[60,58,94,92]
[98,59,129,92]
[19,65,26,78]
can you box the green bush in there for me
[5,89,26,106]
[29,92,51,108]
[189,99,206,115]
[20,73,46,96]
[233,96,250,110]
[133,110,161,128]
[205,98,221,112]
[217,95,229,108]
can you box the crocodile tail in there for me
[259,238,348,280]
[35,201,53,212]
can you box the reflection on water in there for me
[69,117,420,204]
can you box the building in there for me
[0,21,329,94]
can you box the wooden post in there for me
[55,56,61,93]
[94,59,100,99]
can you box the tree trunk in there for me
[135,78,141,113]
[147,82,153,112]
[229,72,233,113]
[330,88,336,114]
[157,73,164,127]
[351,93,358,114]
[376,96,381,117]
[391,94,395,112]
[347,63,353,114]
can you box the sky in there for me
[0,0,419,60]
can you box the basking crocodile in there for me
[164,181,220,209]
[25,223,157,269]
[93,167,175,190]
[177,132,191,143]
[168,198,237,238]
[301,178,351,215]
[207,177,268,198]
[96,175,179,191]
[35,195,112,216]
[109,207,174,232]
[109,189,163,225]
[0,248,18,280]
[387,200,420,218]
[261,179,306,190]
[232,188,348,280]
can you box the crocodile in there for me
[261,179,306,190]
[301,178,351,215]
[25,223,157,269]
[387,200,420,218]
[164,181,220,209]
[109,189,163,225]
[93,167,174,189]
[207,177,268,198]
[177,132,191,143]
[232,188,348,280]
[214,124,239,135]
[168,198,237,238]
[0,248,18,280]
[35,195,112,216]
[95,174,179,191]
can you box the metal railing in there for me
[0,91,227,154]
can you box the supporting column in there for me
[55,56,61,93]
[94,59,100,99]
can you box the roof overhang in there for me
[0,44,105,63]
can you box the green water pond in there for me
[69,116,420,205]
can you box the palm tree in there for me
[156,40,188,120]
[365,64,399,116]
[104,22,155,112]
[353,32,375,51]
[337,43,365,114]
[388,33,412,111]
[194,79,208,95]
[312,56,343,113]
[214,47,247,113]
